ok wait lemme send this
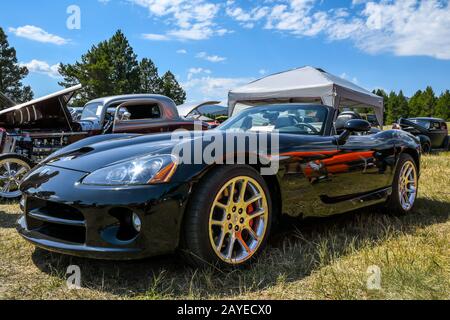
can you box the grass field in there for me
[0,152,449,300]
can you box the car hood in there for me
[46,133,179,173]
[0,85,81,130]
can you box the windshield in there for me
[410,119,431,129]
[81,102,103,121]
[219,104,328,135]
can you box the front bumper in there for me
[17,165,190,260]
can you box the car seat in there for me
[335,111,362,134]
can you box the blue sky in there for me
[1,0,449,104]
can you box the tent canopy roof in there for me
[229,66,384,125]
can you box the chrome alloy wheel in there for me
[398,160,418,211]
[209,176,269,265]
[0,158,31,199]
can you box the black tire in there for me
[422,142,431,154]
[0,154,34,200]
[385,154,419,215]
[180,165,272,269]
[442,136,449,150]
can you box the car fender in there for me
[417,134,431,148]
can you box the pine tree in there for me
[397,90,409,118]
[59,30,140,105]
[108,30,140,95]
[420,86,437,117]
[139,58,162,94]
[59,30,186,106]
[0,27,33,105]
[435,90,450,121]
[408,90,423,117]
[386,91,399,124]
[373,89,389,123]
[161,71,186,105]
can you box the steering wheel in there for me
[296,123,319,134]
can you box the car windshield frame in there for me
[217,104,330,136]
[81,102,104,121]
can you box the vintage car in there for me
[17,103,421,268]
[393,117,449,152]
[0,85,207,199]
[177,101,228,128]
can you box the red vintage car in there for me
[0,85,207,199]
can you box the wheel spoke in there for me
[2,181,11,192]
[225,233,236,260]
[245,227,259,241]
[245,195,262,208]
[249,208,265,219]
[239,179,248,203]
[216,231,226,252]
[215,202,228,211]
[237,236,251,255]
[16,166,28,176]
[211,219,224,227]
[227,181,236,205]
[4,162,11,175]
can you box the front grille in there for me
[26,197,86,244]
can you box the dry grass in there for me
[0,152,449,300]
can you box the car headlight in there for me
[82,154,178,186]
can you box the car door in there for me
[280,132,396,218]
[428,120,446,148]
[335,133,395,195]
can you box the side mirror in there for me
[337,119,371,145]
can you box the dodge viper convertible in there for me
[17,104,421,268]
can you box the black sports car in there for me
[394,117,449,152]
[17,104,421,268]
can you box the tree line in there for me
[373,88,450,124]
[0,26,448,120]
[0,28,186,107]
[59,30,186,106]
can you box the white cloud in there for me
[224,0,450,60]
[340,72,359,85]
[20,60,61,78]
[196,52,227,63]
[187,67,211,80]
[130,0,229,41]
[98,0,111,4]
[142,33,170,41]
[183,75,251,101]
[177,49,188,54]
[9,25,68,45]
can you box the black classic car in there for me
[0,86,207,199]
[393,117,449,152]
[17,103,421,268]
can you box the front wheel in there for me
[181,166,272,269]
[0,154,33,199]
[385,154,419,215]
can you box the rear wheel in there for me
[422,142,431,153]
[0,155,33,199]
[181,166,272,268]
[385,154,418,215]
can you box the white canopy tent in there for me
[228,66,384,126]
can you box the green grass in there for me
[0,152,449,300]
